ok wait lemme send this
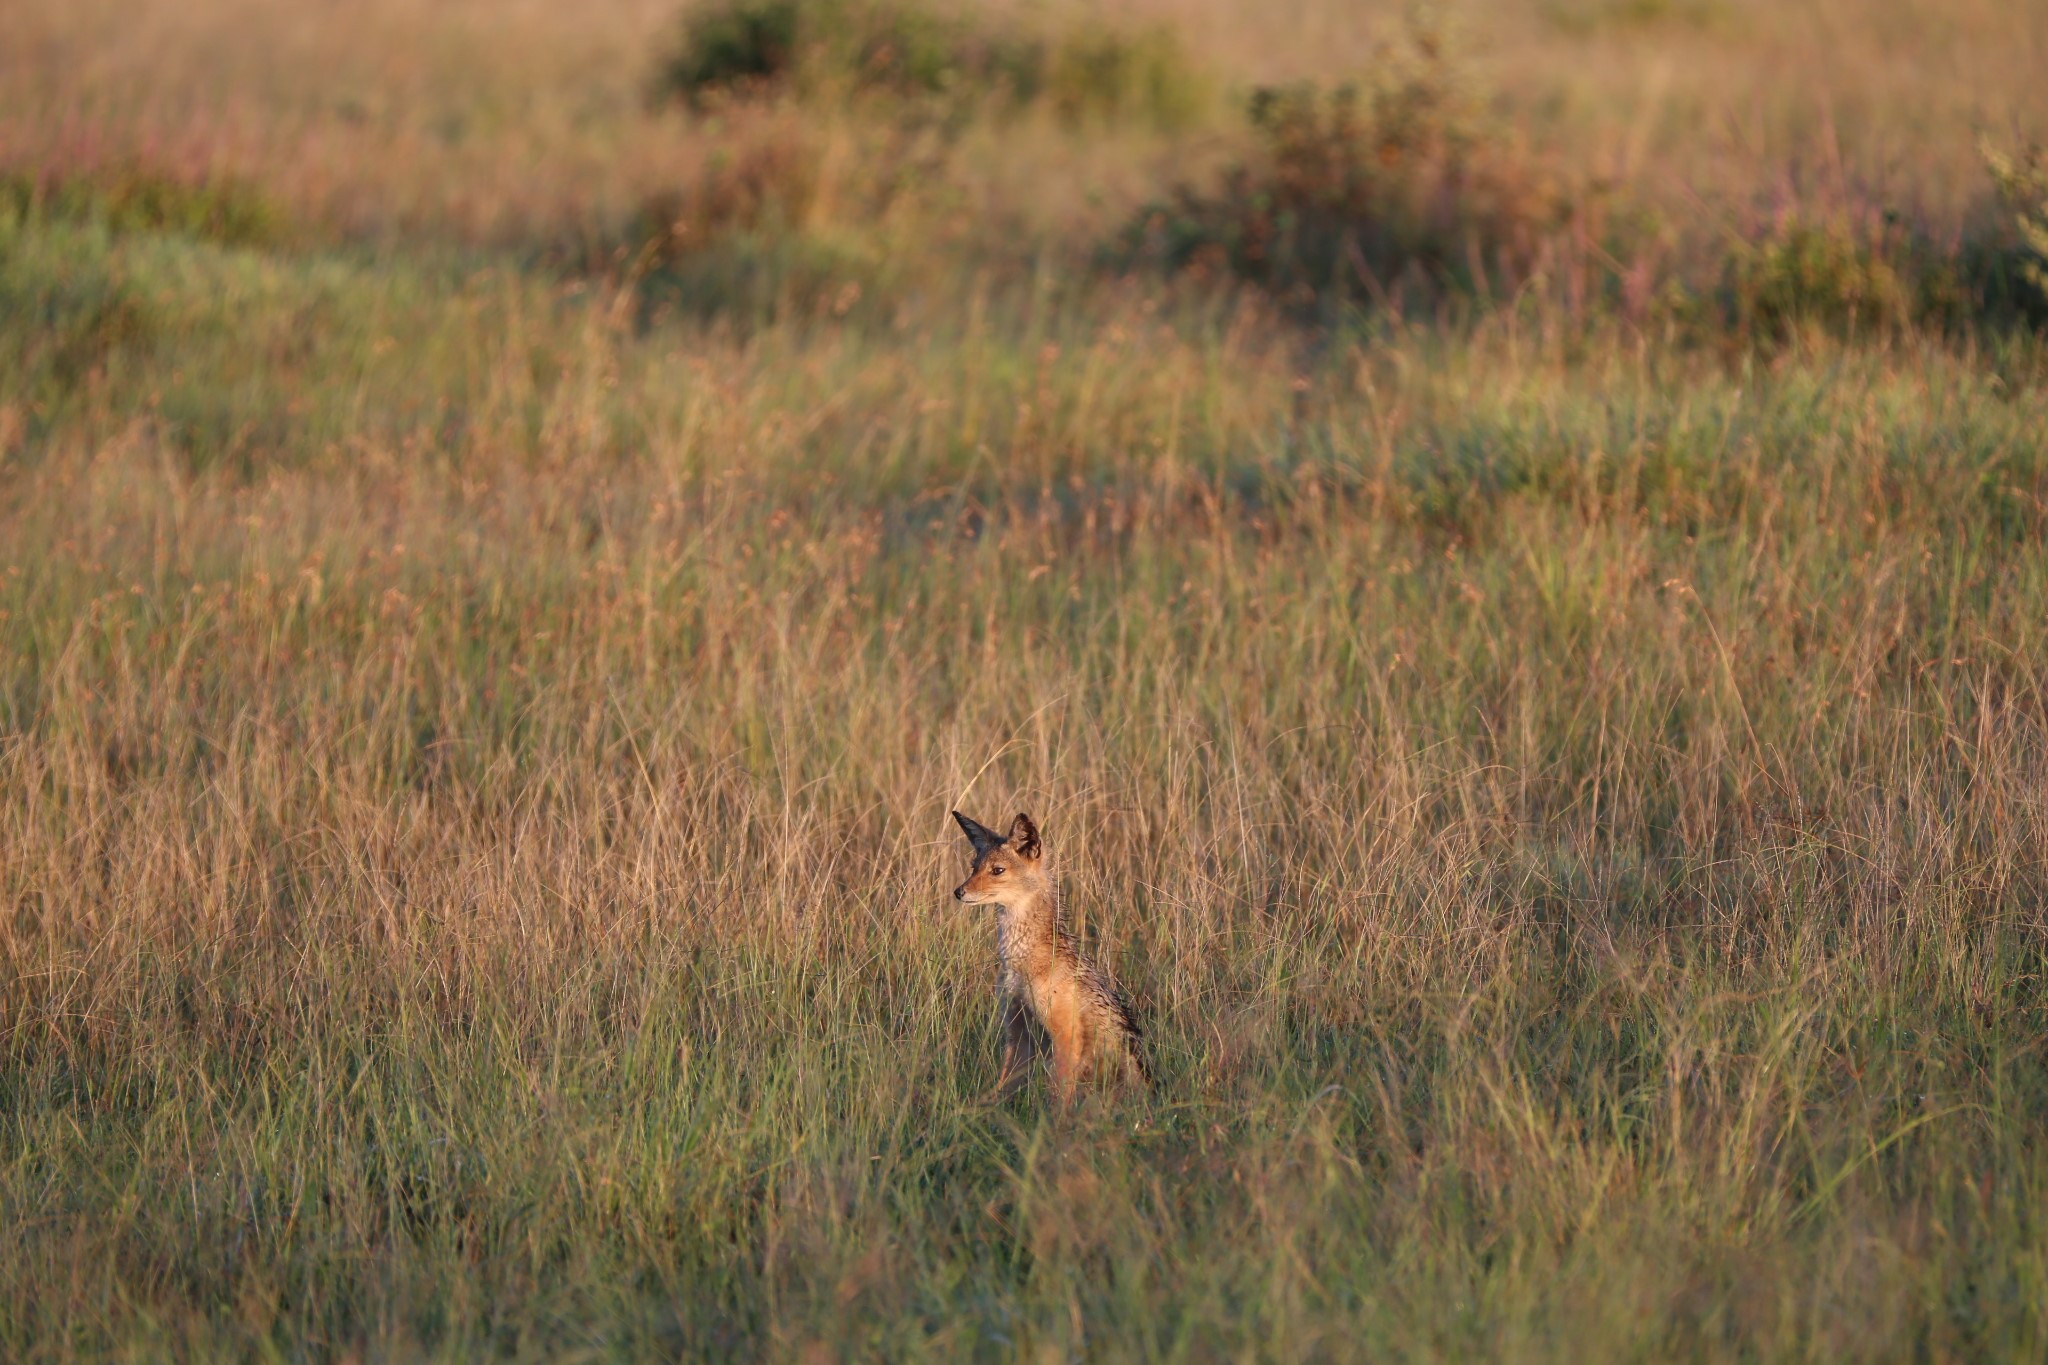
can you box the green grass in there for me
[4,203,2048,1359]
[4,0,2048,1358]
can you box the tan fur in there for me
[951,810,1148,1103]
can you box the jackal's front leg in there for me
[993,994,1040,1099]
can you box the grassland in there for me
[4,0,2048,1359]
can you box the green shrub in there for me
[652,0,1205,128]
[1981,138,2048,308]
[0,229,159,391]
[1728,220,1913,341]
[655,0,1033,107]
[653,0,803,104]
[1714,209,2040,344]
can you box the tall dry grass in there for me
[3,0,2048,1359]
[7,0,2044,252]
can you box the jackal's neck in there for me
[994,878,1066,969]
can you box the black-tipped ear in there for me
[1008,812,1041,859]
[953,810,1004,856]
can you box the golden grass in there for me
[8,0,2043,248]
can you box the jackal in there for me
[951,810,1148,1103]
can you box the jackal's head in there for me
[951,810,1047,906]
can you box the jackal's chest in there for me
[994,910,1057,981]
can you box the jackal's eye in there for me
[991,865,1006,876]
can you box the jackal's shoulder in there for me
[1085,962,1142,1042]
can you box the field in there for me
[4,0,2048,1359]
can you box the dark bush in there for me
[655,0,1026,107]
[1116,27,1563,310]
[1982,139,2048,310]
[654,0,803,104]
[652,0,1205,127]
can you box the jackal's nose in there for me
[953,886,964,901]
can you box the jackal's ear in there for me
[1008,812,1041,860]
[952,810,1004,855]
